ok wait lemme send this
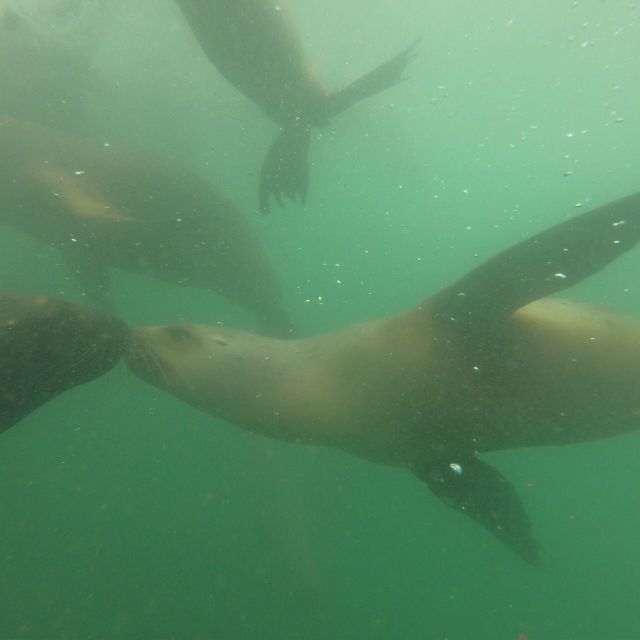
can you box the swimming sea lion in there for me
[126,191,640,564]
[173,0,419,211]
[0,115,294,337]
[0,290,128,432]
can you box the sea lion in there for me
[173,0,419,211]
[0,290,128,432]
[126,191,640,564]
[0,114,294,337]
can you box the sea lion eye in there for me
[165,325,192,341]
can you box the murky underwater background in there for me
[0,1,639,638]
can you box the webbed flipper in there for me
[414,454,542,565]
[259,122,312,213]
[427,191,640,334]
[325,38,421,118]
[258,38,420,212]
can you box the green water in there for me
[1,1,640,638]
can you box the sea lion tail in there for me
[259,122,312,213]
[323,37,421,119]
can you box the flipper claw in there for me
[259,123,311,213]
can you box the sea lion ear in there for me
[413,454,543,566]
[424,191,640,333]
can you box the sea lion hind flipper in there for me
[414,454,543,565]
[259,123,312,212]
[325,37,421,118]
[427,191,640,331]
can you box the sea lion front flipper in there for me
[325,37,421,118]
[259,122,312,213]
[426,191,640,333]
[414,454,542,565]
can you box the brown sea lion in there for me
[173,0,419,211]
[0,290,128,432]
[0,115,293,337]
[126,191,640,564]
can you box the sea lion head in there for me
[125,322,276,411]
[126,323,237,384]
[0,292,129,429]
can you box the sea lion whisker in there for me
[130,342,172,388]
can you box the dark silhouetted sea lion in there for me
[0,290,128,431]
[0,115,293,337]
[126,191,640,564]
[173,0,419,211]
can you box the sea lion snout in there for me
[125,324,197,378]
[124,328,160,380]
